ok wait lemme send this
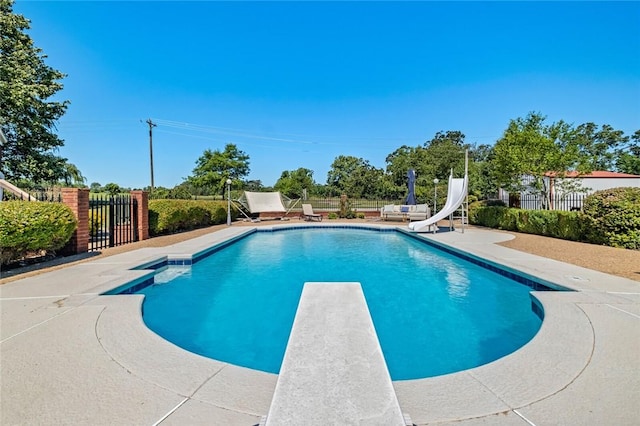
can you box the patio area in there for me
[1,224,639,425]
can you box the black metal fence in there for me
[89,194,139,251]
[298,198,403,211]
[1,190,62,202]
[502,193,587,211]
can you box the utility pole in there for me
[146,119,156,194]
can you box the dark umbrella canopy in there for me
[405,169,417,205]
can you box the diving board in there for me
[263,283,409,426]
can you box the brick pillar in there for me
[61,188,89,254]
[130,190,149,241]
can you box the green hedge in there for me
[469,202,585,241]
[0,201,77,265]
[148,199,238,236]
[470,188,640,249]
[582,187,640,249]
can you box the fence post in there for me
[108,197,115,248]
[61,188,89,255]
[130,190,149,241]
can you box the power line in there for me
[151,118,504,148]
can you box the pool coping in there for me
[1,223,639,424]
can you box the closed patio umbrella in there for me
[405,169,417,205]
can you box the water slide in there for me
[407,173,468,233]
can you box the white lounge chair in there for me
[301,204,322,221]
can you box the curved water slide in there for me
[407,173,468,233]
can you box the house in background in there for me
[499,171,640,211]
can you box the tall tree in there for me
[60,162,86,187]
[385,145,428,187]
[574,122,628,170]
[103,183,121,196]
[189,143,250,195]
[491,112,591,209]
[0,0,70,183]
[384,131,494,203]
[326,155,384,198]
[616,130,640,175]
[274,167,315,199]
[423,130,469,183]
[468,143,497,199]
[244,179,264,192]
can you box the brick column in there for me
[61,188,89,254]
[130,190,149,241]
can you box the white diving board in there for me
[263,283,410,426]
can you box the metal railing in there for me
[501,193,587,211]
[296,198,404,211]
[1,190,62,202]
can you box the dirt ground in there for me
[496,229,640,282]
[1,219,638,284]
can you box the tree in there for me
[575,122,628,170]
[385,130,496,203]
[326,155,384,198]
[491,112,591,209]
[616,130,640,175]
[424,131,468,179]
[189,143,250,195]
[0,0,70,183]
[149,186,170,200]
[468,143,497,200]
[385,145,428,188]
[274,168,315,199]
[244,180,264,191]
[60,162,86,187]
[103,183,121,196]
[421,131,475,205]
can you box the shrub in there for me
[148,199,237,236]
[582,187,640,249]
[468,200,506,224]
[470,205,584,241]
[338,194,355,218]
[0,201,77,265]
[356,212,365,219]
[208,203,228,224]
[469,205,510,229]
[89,209,103,237]
[515,209,584,240]
[327,212,338,220]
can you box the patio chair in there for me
[301,204,323,221]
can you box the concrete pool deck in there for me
[1,224,639,425]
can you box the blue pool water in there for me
[135,228,546,380]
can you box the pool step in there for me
[263,282,411,426]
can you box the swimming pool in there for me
[125,227,557,380]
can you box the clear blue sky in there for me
[15,1,640,189]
